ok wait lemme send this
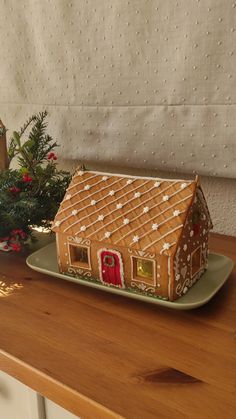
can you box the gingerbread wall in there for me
[56,233,170,300]
[171,188,211,300]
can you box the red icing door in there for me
[99,250,123,287]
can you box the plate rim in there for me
[26,242,234,310]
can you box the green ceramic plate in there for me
[26,242,234,310]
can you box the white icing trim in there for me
[97,248,125,289]
[130,255,156,287]
[115,193,192,244]
[57,177,121,217]
[83,169,195,183]
[128,210,186,246]
[67,173,98,191]
[160,241,176,254]
[142,224,183,251]
[68,243,92,271]
[85,181,178,239]
[167,256,171,300]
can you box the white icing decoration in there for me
[104,231,111,238]
[102,176,108,181]
[126,179,133,185]
[72,210,78,216]
[187,254,191,261]
[163,195,169,201]
[55,221,61,227]
[91,200,97,205]
[143,206,149,213]
[123,218,130,225]
[162,242,171,251]
[175,274,180,281]
[154,181,161,187]
[133,235,139,243]
[109,190,115,196]
[183,286,188,294]
[98,214,104,221]
[65,194,71,200]
[77,170,85,176]
[181,183,187,189]
[116,203,123,209]
[134,192,141,198]
[84,184,90,191]
[173,209,181,216]
[152,223,159,230]
[190,230,194,237]
[183,244,188,251]
[80,225,87,232]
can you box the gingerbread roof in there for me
[52,169,199,255]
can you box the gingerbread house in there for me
[52,168,212,301]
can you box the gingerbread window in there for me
[191,246,202,277]
[132,256,156,285]
[69,244,91,269]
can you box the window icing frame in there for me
[68,243,91,270]
[131,255,156,286]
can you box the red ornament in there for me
[10,186,21,194]
[10,242,21,252]
[47,152,57,160]
[22,173,33,183]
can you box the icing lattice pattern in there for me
[52,170,197,255]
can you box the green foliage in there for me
[0,111,71,250]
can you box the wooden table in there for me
[0,233,236,419]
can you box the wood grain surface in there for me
[0,233,235,419]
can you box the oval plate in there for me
[26,242,234,310]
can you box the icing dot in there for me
[126,179,133,185]
[143,206,149,213]
[190,230,194,237]
[183,244,188,251]
[181,183,187,189]
[55,221,61,227]
[162,242,171,251]
[123,218,130,225]
[72,210,78,216]
[116,203,123,209]
[133,235,139,243]
[102,176,108,181]
[66,194,71,200]
[80,225,87,232]
[91,200,97,205]
[77,171,84,176]
[154,181,161,187]
[183,287,188,294]
[134,192,141,198]
[152,223,159,230]
[104,231,111,238]
[84,184,90,190]
[173,209,181,216]
[163,195,169,201]
[109,190,115,196]
[175,274,180,281]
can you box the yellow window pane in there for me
[136,259,153,279]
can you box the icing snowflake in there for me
[123,218,130,225]
[134,192,141,198]
[90,200,97,205]
[143,206,149,213]
[133,235,140,243]
[97,214,104,221]
[84,184,90,191]
[65,194,71,200]
[55,221,61,227]
[173,209,181,216]
[154,181,161,187]
[152,223,159,230]
[77,170,84,176]
[181,183,187,189]
[126,179,133,185]
[116,203,123,209]
[162,242,171,251]
[102,176,108,181]
[104,231,111,238]
[80,225,87,232]
[163,195,169,201]
[109,190,115,196]
[72,209,78,216]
